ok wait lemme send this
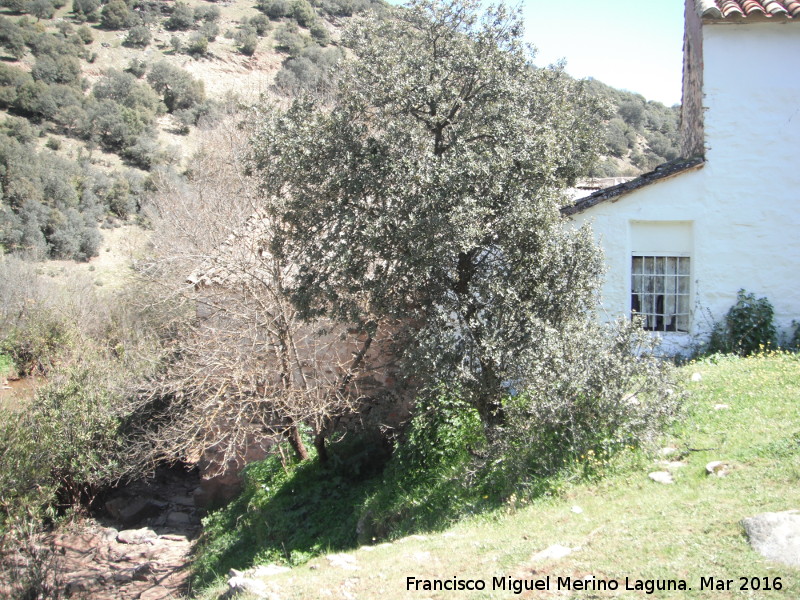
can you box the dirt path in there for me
[48,468,203,599]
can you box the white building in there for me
[566,0,800,354]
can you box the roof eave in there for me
[562,156,706,217]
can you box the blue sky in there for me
[521,0,685,106]
[385,0,687,106]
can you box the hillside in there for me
[0,0,679,262]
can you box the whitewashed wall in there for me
[570,21,800,354]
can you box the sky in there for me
[520,0,686,106]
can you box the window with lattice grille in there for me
[631,255,690,333]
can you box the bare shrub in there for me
[132,114,389,472]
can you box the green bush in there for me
[706,289,778,356]
[124,24,151,48]
[72,0,99,22]
[186,33,208,56]
[164,1,194,31]
[234,26,258,56]
[290,0,316,26]
[257,0,289,19]
[100,0,134,30]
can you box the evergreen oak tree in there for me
[249,0,671,443]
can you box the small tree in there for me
[100,0,132,30]
[250,0,676,456]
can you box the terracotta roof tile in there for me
[698,0,800,19]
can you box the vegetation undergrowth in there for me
[196,352,800,600]
[193,434,389,589]
[194,373,678,592]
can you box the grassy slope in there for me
[200,352,800,599]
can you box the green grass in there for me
[195,352,800,599]
[0,353,12,377]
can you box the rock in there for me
[160,533,189,543]
[105,497,167,527]
[530,544,573,562]
[705,461,729,477]
[571,505,583,514]
[648,471,674,484]
[658,447,678,457]
[691,372,702,382]
[166,510,193,528]
[741,511,800,567]
[116,527,158,545]
[249,564,291,577]
[131,562,156,581]
[714,403,730,410]
[224,576,269,599]
[327,553,358,570]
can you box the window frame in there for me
[630,252,691,334]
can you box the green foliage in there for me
[273,44,343,97]
[309,19,329,44]
[257,0,290,19]
[290,0,316,26]
[76,24,93,43]
[72,0,99,22]
[252,0,612,431]
[31,54,81,85]
[125,57,147,78]
[199,19,219,41]
[234,25,258,55]
[186,32,209,56]
[273,21,310,55]
[26,0,55,21]
[0,313,72,376]
[124,24,151,48]
[357,389,487,540]
[100,0,134,30]
[248,13,271,36]
[146,61,205,112]
[705,290,778,356]
[164,1,194,31]
[194,4,220,22]
[194,438,383,587]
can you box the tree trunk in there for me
[286,425,309,461]
[314,432,328,464]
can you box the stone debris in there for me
[741,510,800,568]
[713,403,730,410]
[705,461,730,477]
[224,576,270,599]
[571,505,584,514]
[117,528,158,545]
[327,553,359,570]
[648,471,675,484]
[691,372,703,382]
[530,544,574,562]
[658,447,678,457]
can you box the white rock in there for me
[741,510,800,568]
[571,505,583,514]
[116,528,158,545]
[713,403,730,410]
[705,461,729,477]
[530,544,573,562]
[250,564,291,577]
[648,471,674,485]
[691,372,703,382]
[658,447,677,457]
[225,576,269,599]
[327,553,358,570]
